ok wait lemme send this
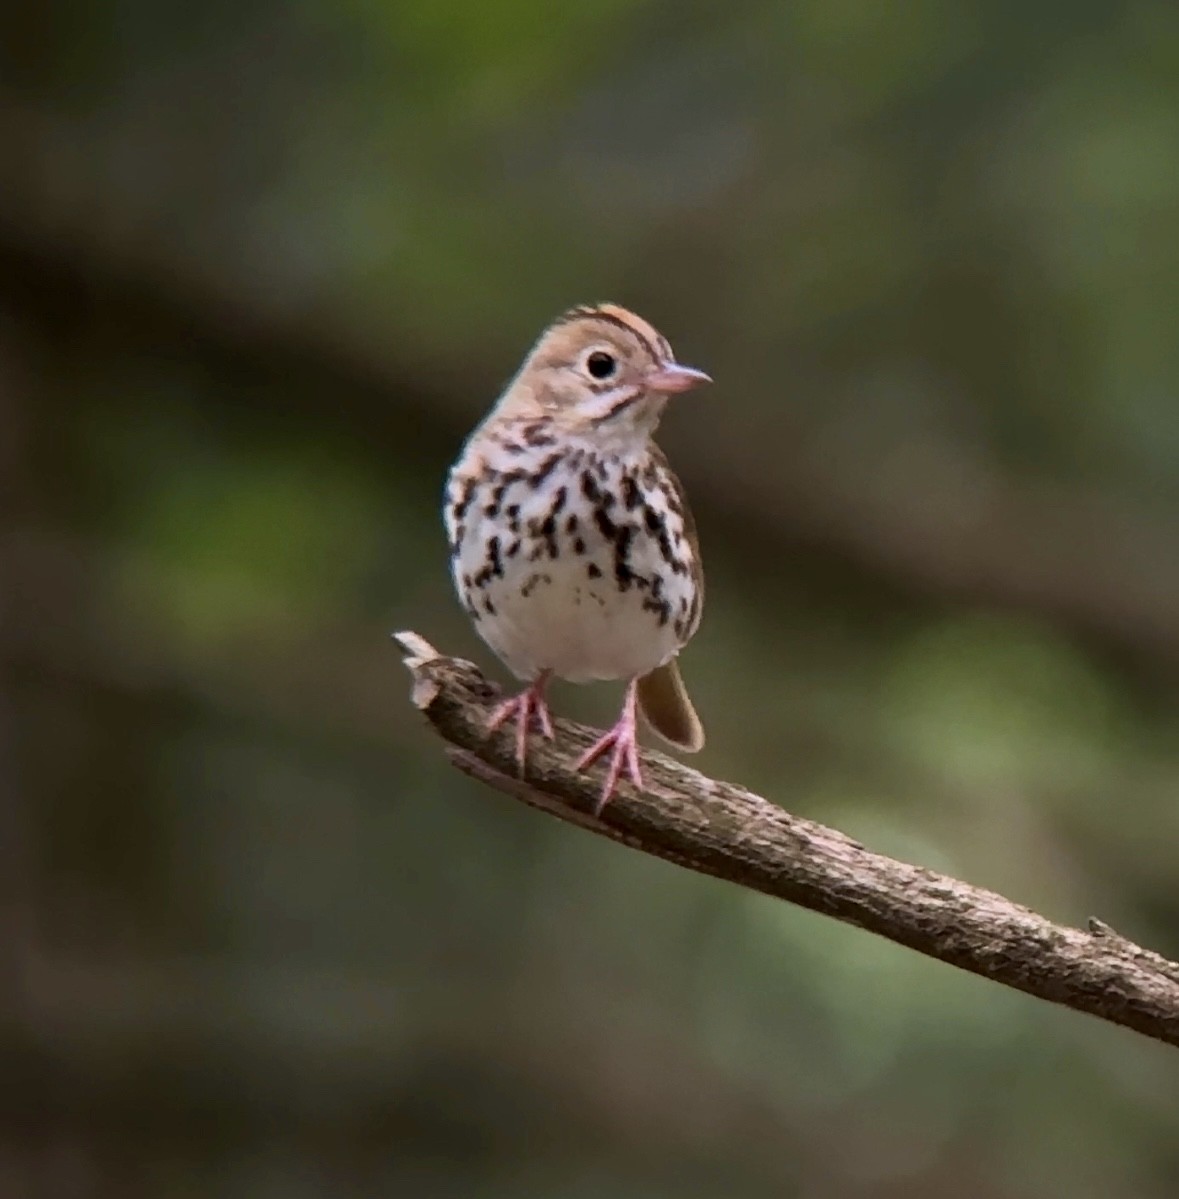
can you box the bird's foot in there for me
[575,680,641,813]
[487,672,554,776]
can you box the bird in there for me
[443,303,710,811]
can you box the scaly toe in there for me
[574,730,612,774]
[624,741,643,790]
[575,730,642,814]
[484,694,530,776]
[486,695,522,734]
[593,743,627,814]
[532,696,555,741]
[487,679,556,777]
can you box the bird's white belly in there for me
[480,548,685,683]
[450,457,698,684]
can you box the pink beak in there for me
[645,363,712,395]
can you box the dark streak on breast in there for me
[643,503,676,566]
[451,477,476,523]
[622,475,642,511]
[471,535,504,587]
[539,514,558,558]
[611,524,635,591]
[521,421,559,448]
[520,571,552,599]
[530,453,562,487]
[593,507,618,541]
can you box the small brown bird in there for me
[444,304,709,810]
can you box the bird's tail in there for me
[637,659,704,753]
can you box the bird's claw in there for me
[487,673,553,776]
[575,681,642,813]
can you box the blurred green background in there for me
[4,1,1179,1195]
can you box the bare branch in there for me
[395,631,1179,1050]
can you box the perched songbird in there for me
[444,304,710,810]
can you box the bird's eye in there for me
[585,350,617,380]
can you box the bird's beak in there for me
[645,363,712,395]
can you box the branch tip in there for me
[393,630,447,709]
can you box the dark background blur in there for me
[4,2,1179,1196]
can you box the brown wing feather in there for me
[637,444,703,751]
[648,443,703,640]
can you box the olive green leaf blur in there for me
[4,0,1179,1196]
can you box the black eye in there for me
[585,350,617,380]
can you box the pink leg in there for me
[487,671,554,776]
[575,678,642,814]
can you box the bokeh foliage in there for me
[4,1,1179,1196]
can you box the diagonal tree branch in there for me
[395,632,1179,1050]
